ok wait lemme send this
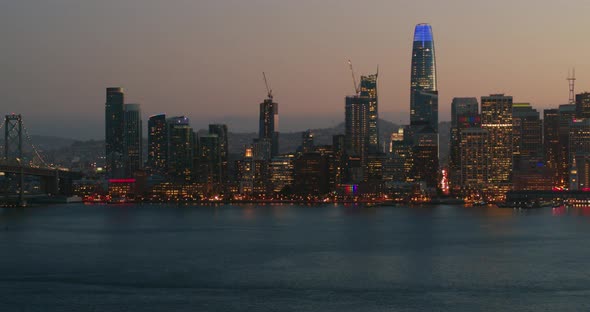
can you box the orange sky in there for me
[2,0,590,138]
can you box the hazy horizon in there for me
[2,0,590,139]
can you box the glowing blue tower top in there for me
[410,23,438,131]
[413,23,434,43]
[411,23,437,92]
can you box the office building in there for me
[208,124,229,183]
[360,73,380,153]
[105,87,125,178]
[512,103,542,168]
[259,98,279,157]
[543,109,559,186]
[410,23,438,131]
[481,94,513,198]
[148,114,168,174]
[123,104,142,177]
[166,116,194,180]
[576,92,590,119]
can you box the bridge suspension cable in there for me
[20,119,51,168]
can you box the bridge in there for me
[1,114,81,205]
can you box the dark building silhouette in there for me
[166,116,194,180]
[123,104,142,177]
[345,95,370,165]
[576,92,590,119]
[197,134,222,188]
[293,152,329,195]
[543,108,559,187]
[360,73,380,153]
[558,104,576,188]
[259,98,279,158]
[512,103,542,169]
[208,124,229,183]
[148,114,168,174]
[105,87,125,178]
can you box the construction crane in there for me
[263,72,273,100]
[348,60,359,95]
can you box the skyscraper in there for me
[197,134,221,185]
[409,23,439,188]
[166,116,194,180]
[543,109,560,186]
[105,87,125,178]
[360,73,380,153]
[345,95,370,162]
[259,98,279,158]
[449,97,479,194]
[569,118,590,189]
[410,23,438,131]
[123,103,142,176]
[147,114,167,174]
[208,124,229,183]
[481,94,513,199]
[459,128,489,195]
[558,104,576,187]
[576,92,590,119]
[512,103,542,168]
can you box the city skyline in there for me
[2,1,590,138]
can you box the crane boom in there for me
[263,72,273,100]
[348,60,359,95]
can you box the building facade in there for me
[105,87,125,178]
[123,103,142,177]
[481,94,513,199]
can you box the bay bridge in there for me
[1,114,82,205]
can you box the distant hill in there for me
[15,120,451,167]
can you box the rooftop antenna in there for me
[263,72,273,100]
[567,68,576,105]
[348,60,359,95]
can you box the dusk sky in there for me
[2,0,590,138]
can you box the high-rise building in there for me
[388,128,413,183]
[449,97,479,194]
[269,154,295,194]
[481,94,513,199]
[409,23,439,188]
[410,129,439,187]
[360,73,380,153]
[459,128,489,196]
[293,152,329,195]
[166,116,194,180]
[345,95,370,164]
[543,109,559,186]
[558,104,576,187]
[410,23,438,131]
[259,98,279,157]
[300,130,315,153]
[123,104,142,177]
[197,134,222,187]
[237,146,268,197]
[148,114,168,174]
[208,124,229,183]
[105,87,125,178]
[569,118,590,189]
[576,92,590,119]
[512,103,542,168]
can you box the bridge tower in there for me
[4,114,23,162]
[3,114,24,205]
